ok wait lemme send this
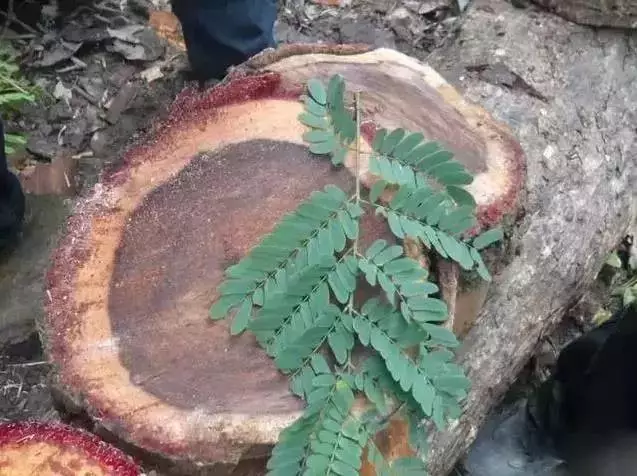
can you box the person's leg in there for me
[0,118,25,250]
[171,0,277,81]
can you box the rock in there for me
[65,117,89,149]
[61,24,109,43]
[387,6,427,41]
[370,0,395,13]
[26,137,59,162]
[90,131,109,156]
[77,77,105,103]
[338,18,396,47]
[29,40,82,68]
[52,81,72,103]
[106,82,139,124]
[457,0,472,11]
[108,63,138,89]
[106,26,165,61]
[417,0,452,16]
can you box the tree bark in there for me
[422,0,637,473]
[532,0,637,28]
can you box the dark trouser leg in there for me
[171,0,277,81]
[0,117,25,250]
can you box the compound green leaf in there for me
[418,150,454,171]
[393,132,425,159]
[387,211,404,238]
[313,374,337,387]
[328,328,350,364]
[412,380,435,416]
[377,272,397,306]
[304,96,327,117]
[365,239,388,260]
[380,128,406,154]
[373,245,403,266]
[299,112,329,129]
[404,141,440,165]
[331,460,359,476]
[303,129,331,143]
[391,457,428,475]
[338,210,359,240]
[372,128,387,152]
[438,171,474,186]
[446,185,477,207]
[382,257,417,275]
[307,78,327,105]
[309,137,338,155]
[331,146,347,166]
[328,270,350,304]
[369,179,387,203]
[327,74,345,109]
[473,227,504,250]
[470,247,492,282]
[311,354,331,375]
[399,216,424,239]
[209,294,244,320]
[230,298,252,335]
[330,218,347,252]
[421,323,459,348]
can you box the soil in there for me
[0,0,628,474]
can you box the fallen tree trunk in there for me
[41,1,636,474]
[531,0,637,28]
[423,0,637,473]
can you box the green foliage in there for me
[209,75,506,475]
[0,43,38,155]
[300,74,357,166]
[370,128,474,204]
[368,183,497,281]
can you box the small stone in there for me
[388,7,413,41]
[53,81,72,103]
[370,0,394,12]
[457,0,471,11]
[65,117,89,149]
[106,82,139,124]
[339,18,396,47]
[543,144,557,160]
[90,131,109,156]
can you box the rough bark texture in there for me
[423,0,637,474]
[532,0,637,28]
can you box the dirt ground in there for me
[0,0,623,474]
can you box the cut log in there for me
[0,421,140,475]
[42,45,524,473]
[421,0,637,474]
[531,0,637,28]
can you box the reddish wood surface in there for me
[42,45,525,472]
[0,421,140,475]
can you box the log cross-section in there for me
[43,45,525,474]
